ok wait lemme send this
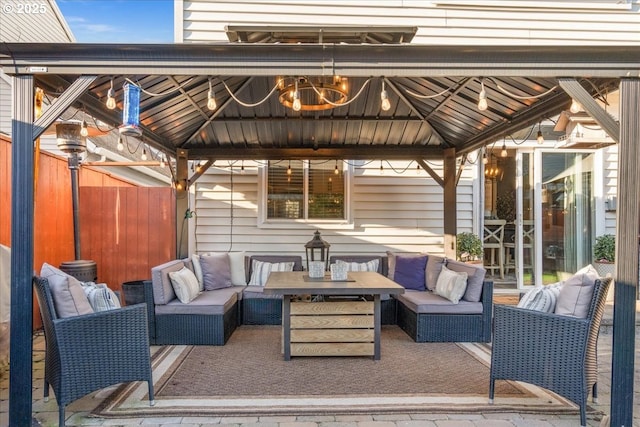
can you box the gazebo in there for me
[2,39,638,426]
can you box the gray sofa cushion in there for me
[396,290,483,314]
[155,287,241,315]
[151,259,188,305]
[445,259,487,303]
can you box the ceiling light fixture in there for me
[278,76,348,112]
[536,122,544,145]
[478,79,488,111]
[207,77,217,111]
[380,80,391,112]
[106,78,116,110]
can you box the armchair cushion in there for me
[445,259,486,302]
[425,254,445,291]
[168,267,201,303]
[555,264,599,318]
[40,262,93,318]
[434,265,468,304]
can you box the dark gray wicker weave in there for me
[489,277,612,427]
[33,276,154,427]
[396,280,493,342]
[241,255,303,325]
[142,280,238,345]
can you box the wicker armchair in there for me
[489,277,612,427]
[33,276,154,427]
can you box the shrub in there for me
[594,234,615,263]
[456,232,483,262]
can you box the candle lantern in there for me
[304,230,330,271]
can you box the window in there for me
[266,160,346,221]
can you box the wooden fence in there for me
[1,135,175,329]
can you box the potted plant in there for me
[456,232,483,263]
[593,234,615,277]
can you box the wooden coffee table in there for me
[263,271,404,360]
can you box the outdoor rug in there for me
[94,325,584,418]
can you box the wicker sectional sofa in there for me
[143,253,492,345]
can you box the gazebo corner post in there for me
[610,77,640,427]
[175,148,190,259]
[443,148,457,259]
[9,75,35,427]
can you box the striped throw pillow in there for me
[517,283,561,313]
[336,259,379,272]
[249,260,295,287]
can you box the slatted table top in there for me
[264,271,405,296]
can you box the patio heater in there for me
[55,122,97,282]
[304,230,331,271]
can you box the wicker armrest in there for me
[53,304,150,362]
[493,304,589,359]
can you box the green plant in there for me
[456,232,483,262]
[594,234,615,263]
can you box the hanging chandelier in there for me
[277,76,349,111]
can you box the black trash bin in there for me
[122,280,146,306]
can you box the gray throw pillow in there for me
[425,254,445,291]
[555,264,599,318]
[40,262,94,318]
[200,253,233,290]
[445,259,486,302]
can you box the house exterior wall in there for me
[191,160,476,258]
[0,0,74,136]
[176,0,640,45]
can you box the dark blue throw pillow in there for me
[394,255,428,291]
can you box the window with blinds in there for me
[266,160,345,220]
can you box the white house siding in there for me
[602,144,618,236]
[0,0,74,43]
[192,160,475,259]
[0,0,74,136]
[177,0,640,45]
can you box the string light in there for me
[536,122,544,145]
[207,77,217,111]
[482,150,489,165]
[380,81,391,111]
[287,161,292,175]
[334,160,340,175]
[141,147,147,161]
[379,160,384,175]
[240,160,245,174]
[159,155,166,168]
[570,99,581,114]
[116,136,124,151]
[500,139,508,157]
[106,78,116,110]
[478,79,488,111]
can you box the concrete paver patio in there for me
[1,301,638,427]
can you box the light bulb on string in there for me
[116,136,124,151]
[379,160,384,175]
[500,139,508,158]
[159,156,166,168]
[536,122,544,145]
[207,77,217,111]
[478,79,488,111]
[240,160,245,175]
[334,160,340,175]
[570,99,581,114]
[287,161,292,175]
[380,81,391,111]
[80,120,88,137]
[106,78,116,110]
[482,150,489,165]
[141,147,148,161]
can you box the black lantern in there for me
[305,230,330,271]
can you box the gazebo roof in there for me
[1,42,636,161]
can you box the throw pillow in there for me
[168,266,201,303]
[40,262,94,318]
[434,265,468,304]
[555,264,599,318]
[81,282,122,311]
[199,253,233,290]
[393,255,428,291]
[517,283,562,313]
[445,259,487,303]
[248,260,295,287]
[191,254,204,291]
[228,251,247,286]
[425,254,445,291]
[336,259,379,272]
[386,251,427,280]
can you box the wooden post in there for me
[443,148,457,259]
[175,148,189,259]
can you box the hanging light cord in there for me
[124,77,194,96]
[404,85,453,99]
[221,79,281,107]
[483,77,558,100]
